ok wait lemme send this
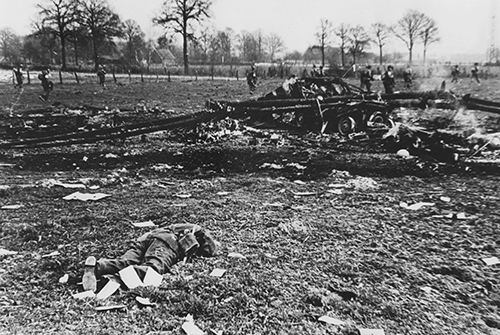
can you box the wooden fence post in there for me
[168,71,171,82]
[140,70,144,82]
[112,67,117,83]
[74,72,80,84]
[59,69,63,84]
[27,69,30,84]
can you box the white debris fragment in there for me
[209,268,226,277]
[131,220,157,228]
[0,248,18,256]
[400,202,435,210]
[482,257,500,266]
[1,204,24,210]
[63,192,111,201]
[58,274,69,284]
[318,315,345,325]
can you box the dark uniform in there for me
[13,67,23,88]
[451,65,460,83]
[97,66,106,87]
[471,63,480,83]
[38,69,53,102]
[382,66,396,94]
[403,66,413,89]
[247,66,257,93]
[82,223,218,292]
[360,65,373,92]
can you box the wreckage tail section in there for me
[462,94,500,115]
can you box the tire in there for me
[337,116,357,136]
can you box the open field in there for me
[0,75,499,334]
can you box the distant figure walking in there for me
[451,65,460,83]
[382,65,396,94]
[471,62,480,83]
[38,69,53,102]
[359,65,373,92]
[403,65,413,89]
[310,64,319,77]
[97,65,107,87]
[13,66,24,88]
[246,65,257,93]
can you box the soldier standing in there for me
[97,65,107,87]
[246,65,257,93]
[360,65,373,92]
[13,65,23,88]
[382,65,396,94]
[451,65,460,83]
[403,65,413,89]
[471,63,480,83]
[38,69,54,102]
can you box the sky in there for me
[1,0,499,61]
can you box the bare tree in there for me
[420,17,439,69]
[0,28,22,63]
[348,25,370,65]
[79,0,123,71]
[334,23,350,67]
[37,0,79,69]
[392,10,427,64]
[371,23,390,65]
[265,33,285,61]
[123,19,145,66]
[315,18,332,67]
[153,0,212,75]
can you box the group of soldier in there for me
[10,64,108,102]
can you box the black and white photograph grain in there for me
[0,0,499,334]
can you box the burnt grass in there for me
[0,76,499,334]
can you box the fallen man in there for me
[82,223,219,292]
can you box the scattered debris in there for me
[1,204,24,210]
[96,278,121,300]
[0,248,18,257]
[130,220,157,228]
[143,267,163,287]
[104,153,119,159]
[209,268,226,277]
[58,274,69,284]
[482,257,500,266]
[136,296,155,307]
[41,251,61,258]
[432,212,473,220]
[293,180,306,185]
[216,191,230,196]
[228,252,246,259]
[44,179,86,189]
[72,291,95,300]
[400,201,435,210]
[95,304,126,312]
[118,265,143,289]
[347,177,378,190]
[260,163,284,170]
[292,191,316,197]
[287,163,307,170]
[175,193,192,199]
[318,315,345,325]
[182,314,204,335]
[327,189,343,195]
[62,192,111,201]
[440,196,451,202]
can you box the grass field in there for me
[0,74,499,334]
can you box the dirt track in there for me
[0,76,499,334]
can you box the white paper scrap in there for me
[118,265,143,289]
[72,291,95,299]
[0,248,18,256]
[1,204,24,210]
[96,279,121,300]
[209,268,226,277]
[318,315,345,325]
[63,192,110,201]
[143,267,163,287]
[482,257,500,266]
[131,220,157,228]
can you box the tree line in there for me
[0,0,439,75]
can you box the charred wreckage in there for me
[1,76,500,164]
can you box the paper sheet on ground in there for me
[63,192,111,201]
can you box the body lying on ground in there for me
[82,223,219,292]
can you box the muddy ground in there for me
[0,75,499,335]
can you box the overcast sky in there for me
[1,0,498,60]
